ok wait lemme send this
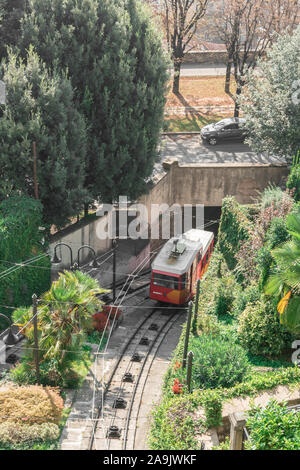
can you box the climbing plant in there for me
[0,195,50,326]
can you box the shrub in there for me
[0,422,60,446]
[190,335,250,390]
[0,385,63,425]
[246,399,300,450]
[217,197,252,270]
[256,218,291,289]
[212,282,235,317]
[149,397,201,450]
[235,238,260,284]
[92,312,110,332]
[265,217,290,249]
[203,392,223,428]
[86,329,106,345]
[232,282,260,317]
[287,154,300,202]
[198,256,237,319]
[260,186,289,210]
[256,246,274,289]
[237,298,290,357]
[257,188,294,233]
[10,355,89,389]
[197,312,221,337]
[92,305,122,332]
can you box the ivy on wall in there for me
[217,197,252,270]
[0,195,51,326]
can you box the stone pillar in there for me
[229,411,247,450]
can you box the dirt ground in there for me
[166,76,236,108]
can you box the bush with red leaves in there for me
[92,306,122,332]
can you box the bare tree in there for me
[213,1,247,95]
[163,0,209,94]
[215,0,300,116]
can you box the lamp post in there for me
[76,245,99,269]
[51,242,74,268]
[183,301,193,369]
[32,294,40,384]
[0,313,19,346]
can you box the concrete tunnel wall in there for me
[138,159,289,233]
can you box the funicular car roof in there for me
[152,229,214,276]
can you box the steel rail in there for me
[87,303,161,450]
[122,310,181,450]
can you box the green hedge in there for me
[0,256,51,320]
[287,153,300,202]
[217,197,252,270]
[246,399,300,450]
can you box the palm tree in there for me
[265,210,300,333]
[39,270,109,362]
[13,270,109,363]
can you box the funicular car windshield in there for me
[153,272,179,290]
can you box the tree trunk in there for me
[234,84,243,117]
[172,61,182,94]
[225,60,232,94]
[84,203,89,218]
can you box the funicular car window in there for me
[153,273,179,290]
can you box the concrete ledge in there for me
[178,161,288,168]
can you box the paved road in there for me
[171,63,227,77]
[153,137,287,181]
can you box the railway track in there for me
[96,269,151,302]
[88,303,183,450]
[110,269,151,291]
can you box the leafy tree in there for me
[265,210,300,333]
[0,48,88,227]
[0,0,27,61]
[240,26,300,157]
[20,0,169,210]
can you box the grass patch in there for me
[164,114,228,133]
[166,76,236,106]
[247,352,293,369]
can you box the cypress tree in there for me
[0,0,27,61]
[0,48,88,227]
[20,0,169,205]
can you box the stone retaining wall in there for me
[183,50,258,65]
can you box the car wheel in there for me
[208,137,218,146]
